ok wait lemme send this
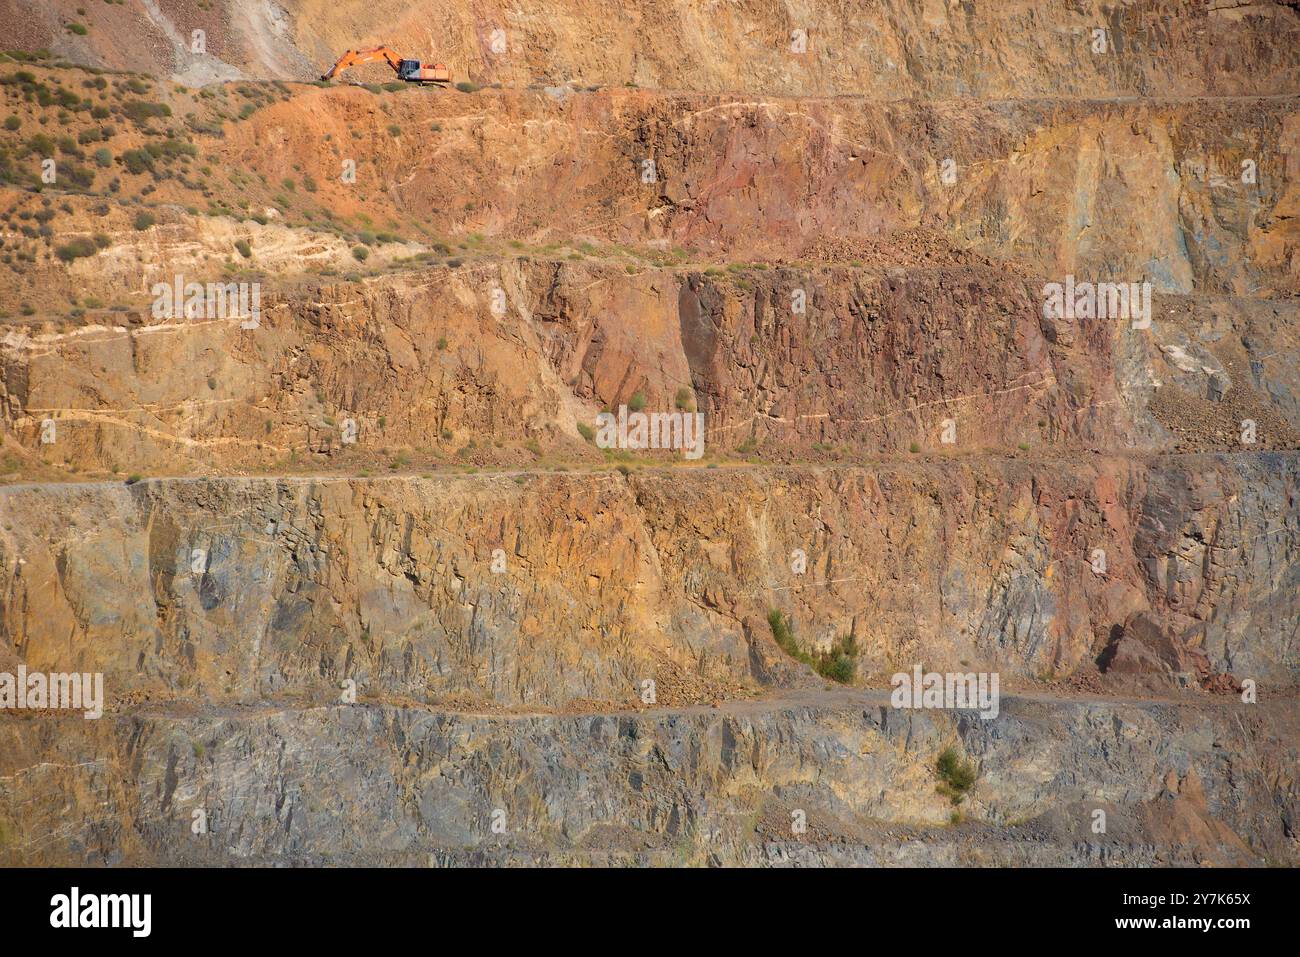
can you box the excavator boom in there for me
[320,46,450,85]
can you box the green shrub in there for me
[936,747,977,805]
[132,210,155,230]
[93,147,111,167]
[150,138,195,159]
[27,132,55,155]
[577,422,595,442]
[767,610,859,683]
[121,100,170,124]
[627,391,646,412]
[62,163,95,189]
[119,148,152,174]
[2,115,18,131]
[54,236,97,262]
[674,386,694,411]
[816,634,859,684]
[234,238,251,258]
[767,610,806,662]
[351,245,369,261]
[454,81,479,93]
[67,23,89,36]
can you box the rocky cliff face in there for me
[3,691,1296,866]
[0,1,1297,867]
[2,459,1295,715]
[10,0,1300,98]
[64,91,1300,290]
[5,261,1298,475]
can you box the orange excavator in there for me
[320,46,451,86]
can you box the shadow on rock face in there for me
[1098,611,1240,695]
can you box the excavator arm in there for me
[320,46,451,85]
[320,46,404,81]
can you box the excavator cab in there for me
[397,59,451,85]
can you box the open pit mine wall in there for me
[14,93,1292,305]
[37,0,1300,101]
[0,263,1140,471]
[203,93,1296,291]
[0,457,1295,713]
[6,260,1298,475]
[1,692,1296,866]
